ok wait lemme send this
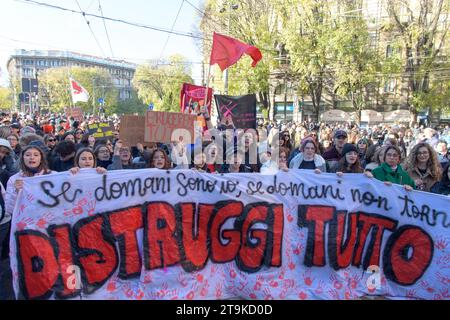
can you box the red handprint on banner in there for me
[435,238,449,251]
[177,272,188,287]
[435,271,450,286]
[419,280,435,293]
[298,291,308,300]
[215,283,223,299]
[263,287,273,300]
[143,273,152,284]
[16,217,34,231]
[293,243,305,256]
[36,212,55,229]
[303,269,315,287]
[330,274,343,290]
[315,280,325,295]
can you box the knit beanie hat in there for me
[342,143,358,156]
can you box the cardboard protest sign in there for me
[144,111,197,144]
[10,170,449,300]
[119,115,153,147]
[88,122,115,140]
[215,94,257,129]
[64,107,84,122]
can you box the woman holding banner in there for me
[289,139,326,173]
[6,145,56,216]
[336,144,364,174]
[69,148,107,175]
[2,145,57,294]
[94,144,113,169]
[405,142,442,192]
[372,145,415,191]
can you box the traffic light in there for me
[21,78,38,93]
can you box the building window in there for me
[384,78,396,93]
[274,84,286,95]
[386,45,397,58]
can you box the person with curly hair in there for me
[405,142,442,192]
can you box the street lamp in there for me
[221,2,238,94]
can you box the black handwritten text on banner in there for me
[10,170,449,300]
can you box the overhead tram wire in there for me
[158,0,185,64]
[98,0,114,58]
[74,0,106,57]
[184,0,223,30]
[14,0,207,41]
[3,31,447,79]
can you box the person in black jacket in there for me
[0,139,19,189]
[50,140,76,172]
[431,163,450,196]
[94,144,113,169]
[0,185,14,300]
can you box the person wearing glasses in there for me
[405,142,441,192]
[94,144,112,169]
[107,140,146,170]
[73,129,84,145]
[280,131,293,153]
[6,133,20,161]
[44,134,57,153]
[372,145,415,191]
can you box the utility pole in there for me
[92,78,96,116]
[284,71,288,121]
[223,3,238,94]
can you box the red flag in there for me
[209,32,262,71]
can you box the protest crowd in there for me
[0,106,449,300]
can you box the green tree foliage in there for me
[110,90,147,115]
[331,1,382,123]
[0,87,13,110]
[386,0,450,121]
[38,67,118,113]
[133,55,193,112]
[274,0,337,120]
[201,0,280,117]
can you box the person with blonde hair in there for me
[405,142,442,192]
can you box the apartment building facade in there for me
[7,49,137,106]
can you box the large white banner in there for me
[10,169,450,300]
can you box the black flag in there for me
[214,94,257,129]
